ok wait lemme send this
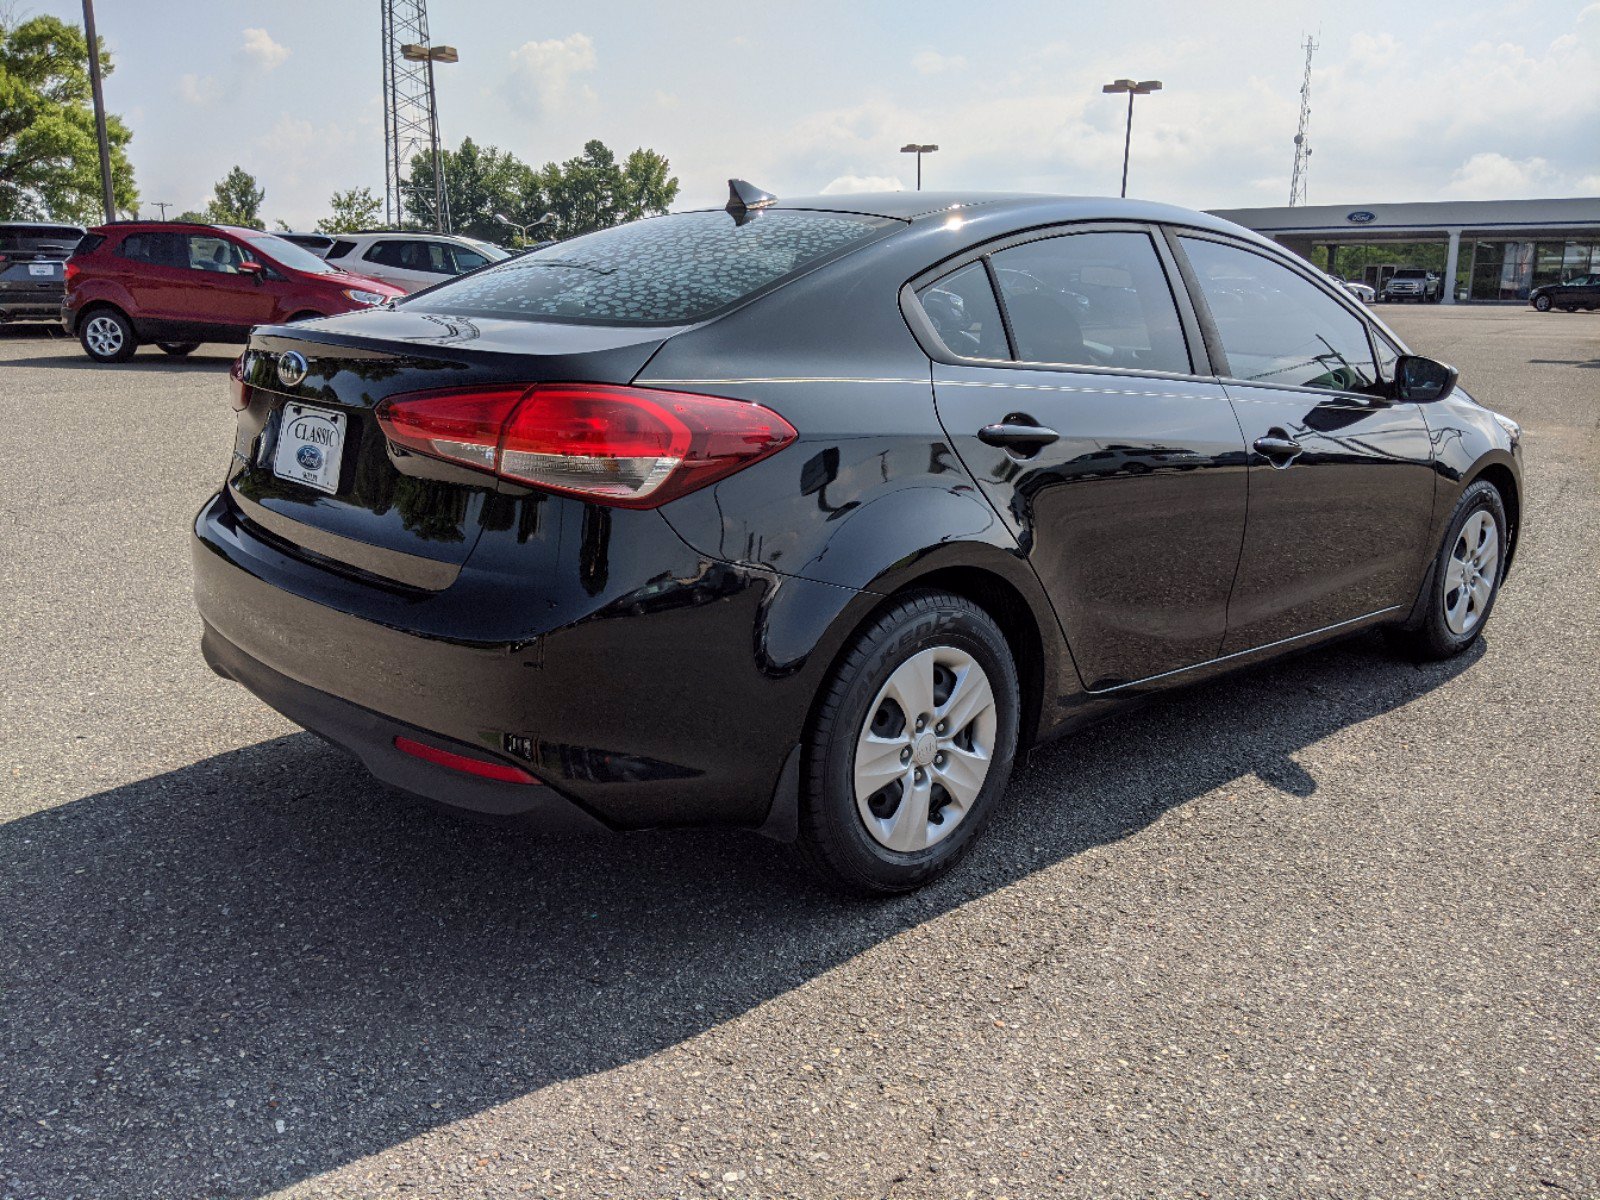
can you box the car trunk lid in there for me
[226,308,681,586]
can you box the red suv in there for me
[63,222,405,363]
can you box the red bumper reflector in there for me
[393,736,540,785]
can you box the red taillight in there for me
[393,736,540,784]
[375,383,797,508]
[229,355,251,411]
[63,259,77,284]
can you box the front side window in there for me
[404,209,896,325]
[451,247,489,272]
[917,261,1009,359]
[987,231,1191,374]
[186,234,251,273]
[1180,237,1379,393]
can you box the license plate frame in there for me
[27,263,54,277]
[271,403,348,495]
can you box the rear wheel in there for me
[157,342,199,356]
[1386,480,1508,660]
[80,309,136,363]
[796,591,1020,896]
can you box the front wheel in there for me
[1386,480,1508,661]
[1533,294,1553,312]
[796,591,1020,896]
[80,309,137,363]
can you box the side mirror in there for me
[237,260,265,279]
[1393,354,1458,403]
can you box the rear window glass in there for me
[403,209,897,325]
[0,224,85,250]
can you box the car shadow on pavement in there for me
[0,632,1481,1198]
[2,352,236,371]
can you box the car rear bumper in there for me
[200,621,608,829]
[192,488,864,832]
[0,294,64,321]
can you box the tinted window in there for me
[405,209,895,325]
[365,239,451,273]
[363,239,408,267]
[118,232,188,267]
[918,261,1009,359]
[0,224,84,253]
[451,247,488,271]
[1180,237,1379,393]
[989,231,1190,373]
[326,239,357,260]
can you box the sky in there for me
[26,0,1600,229]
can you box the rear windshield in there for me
[0,224,84,251]
[402,209,898,325]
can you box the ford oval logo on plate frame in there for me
[1346,211,1377,225]
[277,350,308,388]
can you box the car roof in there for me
[0,220,87,231]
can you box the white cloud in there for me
[508,33,598,115]
[821,175,905,194]
[913,50,967,75]
[241,28,289,71]
[1443,153,1556,199]
[178,74,218,105]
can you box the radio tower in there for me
[381,0,449,230]
[1288,35,1318,206]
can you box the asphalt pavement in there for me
[1,307,1595,1199]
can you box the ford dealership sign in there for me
[1346,211,1378,224]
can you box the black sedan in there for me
[1530,273,1600,311]
[193,187,1523,894]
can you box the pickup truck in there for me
[1381,268,1442,303]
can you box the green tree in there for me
[203,165,264,228]
[535,139,678,239]
[0,14,138,221]
[405,137,543,243]
[316,186,382,233]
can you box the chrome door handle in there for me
[1253,432,1303,467]
[978,422,1060,450]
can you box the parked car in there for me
[1325,272,1375,303]
[274,231,337,257]
[1381,268,1442,303]
[0,221,85,323]
[1529,273,1600,312]
[319,232,509,293]
[63,221,404,362]
[193,189,1522,895]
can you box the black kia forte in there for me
[193,187,1523,894]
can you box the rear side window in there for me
[989,231,1191,374]
[917,262,1009,359]
[1180,237,1379,393]
[118,231,188,267]
[404,209,897,325]
[70,234,105,257]
[326,239,357,260]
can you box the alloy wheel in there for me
[853,646,998,853]
[85,315,124,357]
[1443,510,1499,635]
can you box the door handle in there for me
[978,421,1060,451]
[1252,432,1303,467]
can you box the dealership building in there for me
[1208,197,1600,303]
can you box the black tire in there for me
[79,307,137,363]
[1385,480,1509,661]
[157,342,199,356]
[1533,294,1552,312]
[796,590,1020,896]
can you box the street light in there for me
[1101,78,1161,198]
[401,42,459,233]
[900,143,939,191]
[495,212,555,247]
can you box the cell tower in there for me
[1288,35,1318,207]
[381,0,449,230]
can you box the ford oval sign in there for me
[296,444,324,471]
[277,350,308,388]
[1346,210,1377,225]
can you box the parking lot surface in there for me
[1,307,1595,1199]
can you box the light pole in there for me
[1101,78,1162,198]
[400,42,459,233]
[495,212,555,247]
[80,0,115,222]
[900,143,939,191]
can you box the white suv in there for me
[321,232,509,294]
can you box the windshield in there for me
[1393,269,1428,278]
[402,209,898,325]
[247,234,339,274]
